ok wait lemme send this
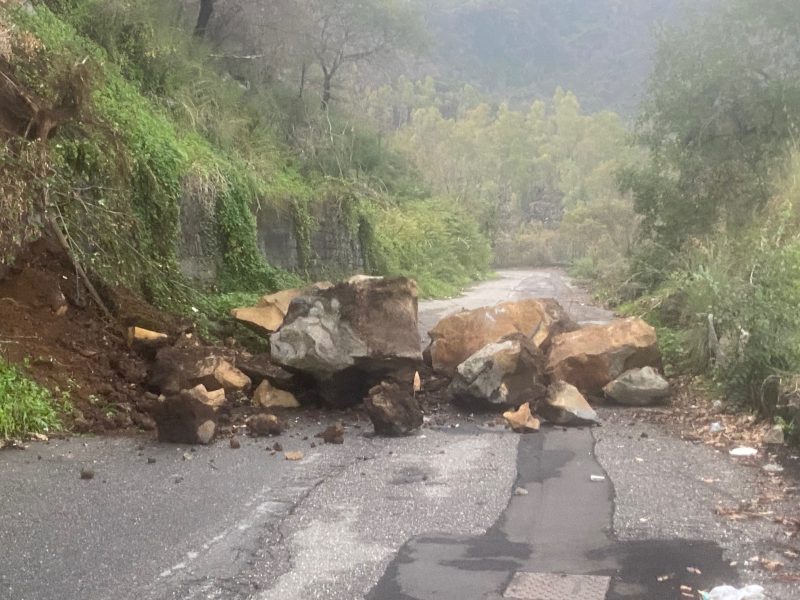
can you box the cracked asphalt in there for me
[1,269,797,600]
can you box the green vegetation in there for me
[6,0,798,424]
[0,0,491,318]
[0,360,61,439]
[611,0,800,415]
[366,83,639,297]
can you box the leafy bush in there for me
[367,198,491,297]
[0,360,61,439]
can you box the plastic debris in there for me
[590,474,606,482]
[701,584,765,600]
[729,447,758,457]
[709,422,725,434]
[762,463,784,474]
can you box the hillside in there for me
[420,0,682,114]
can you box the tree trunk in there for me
[298,63,307,99]
[194,0,215,38]
[322,73,333,109]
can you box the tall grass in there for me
[0,360,61,439]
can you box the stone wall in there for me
[178,190,367,283]
[256,198,367,278]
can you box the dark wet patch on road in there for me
[368,429,738,600]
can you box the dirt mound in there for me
[0,239,157,434]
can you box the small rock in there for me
[284,451,304,461]
[147,457,157,464]
[80,467,95,480]
[253,380,300,409]
[502,402,540,433]
[315,422,345,445]
[214,361,252,393]
[539,382,599,426]
[246,414,283,437]
[513,487,529,496]
[763,463,784,474]
[272,442,283,452]
[230,436,241,449]
[709,422,725,434]
[764,425,785,445]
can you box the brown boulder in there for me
[539,382,599,426]
[270,277,422,406]
[426,299,577,375]
[546,318,661,395]
[151,386,221,444]
[365,382,423,436]
[231,283,333,335]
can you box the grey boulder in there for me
[269,277,422,406]
[448,333,548,409]
[603,367,670,406]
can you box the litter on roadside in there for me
[590,474,606,482]
[701,584,765,600]
[729,447,758,457]
[762,463,784,474]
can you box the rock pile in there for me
[426,301,666,431]
[138,275,668,445]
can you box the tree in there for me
[623,0,800,249]
[194,0,215,38]
[304,0,426,107]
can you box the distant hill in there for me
[419,0,684,114]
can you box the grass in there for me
[0,360,62,439]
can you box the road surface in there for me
[0,269,794,600]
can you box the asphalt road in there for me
[0,269,794,600]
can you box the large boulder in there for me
[448,333,548,409]
[150,385,223,444]
[426,299,578,375]
[546,318,661,395]
[149,346,251,396]
[365,381,423,436]
[231,283,333,335]
[270,277,422,406]
[539,382,599,426]
[603,367,670,406]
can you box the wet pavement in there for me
[369,428,738,600]
[0,269,795,600]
